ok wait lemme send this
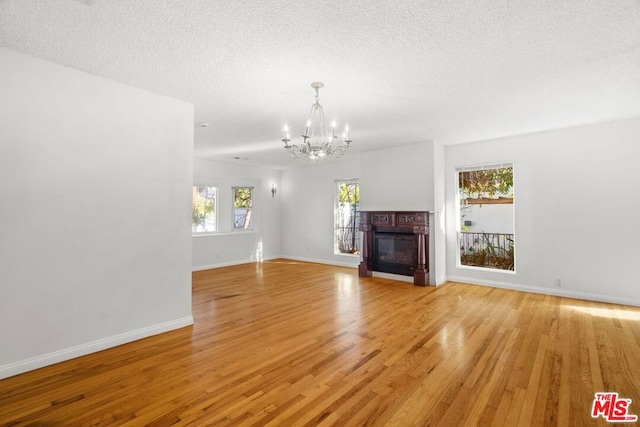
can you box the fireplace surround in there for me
[358,211,429,286]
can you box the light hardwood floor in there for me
[1,260,639,426]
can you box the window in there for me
[335,179,360,254]
[233,187,253,230]
[192,186,217,233]
[457,164,514,271]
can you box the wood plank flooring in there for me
[1,259,639,426]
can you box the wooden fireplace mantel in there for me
[358,211,429,286]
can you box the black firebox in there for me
[372,229,417,277]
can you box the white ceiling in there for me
[2,0,640,169]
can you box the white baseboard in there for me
[433,277,447,286]
[192,256,282,271]
[193,256,358,272]
[446,275,640,307]
[0,316,194,380]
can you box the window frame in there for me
[192,185,218,234]
[334,178,361,256]
[456,163,515,273]
[232,186,254,231]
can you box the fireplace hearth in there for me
[359,211,429,286]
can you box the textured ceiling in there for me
[2,0,640,168]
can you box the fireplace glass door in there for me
[373,232,416,276]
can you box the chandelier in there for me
[282,82,352,160]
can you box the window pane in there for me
[233,187,253,229]
[335,180,360,254]
[192,186,216,233]
[457,165,514,271]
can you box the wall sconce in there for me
[271,184,277,198]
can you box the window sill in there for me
[335,252,361,258]
[456,264,516,274]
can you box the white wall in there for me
[0,48,194,379]
[360,142,435,212]
[192,158,282,270]
[445,118,640,306]
[281,158,361,267]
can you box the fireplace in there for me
[359,211,429,286]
